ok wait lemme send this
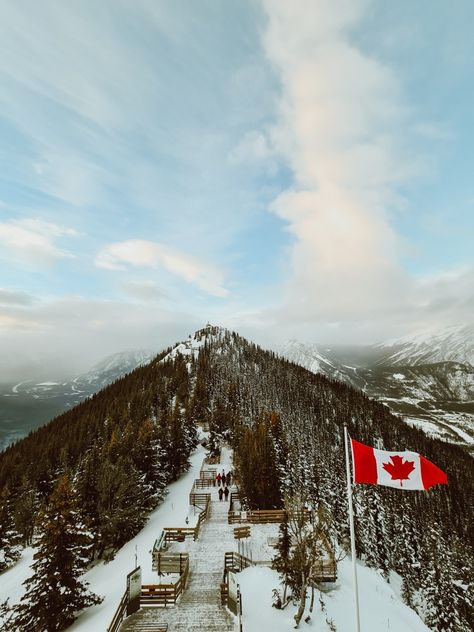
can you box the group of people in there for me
[216,468,232,501]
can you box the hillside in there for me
[0,349,157,451]
[0,325,472,630]
[281,326,474,451]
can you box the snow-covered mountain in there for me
[0,349,158,450]
[1,324,471,631]
[281,325,474,451]
[6,348,157,400]
[374,323,474,367]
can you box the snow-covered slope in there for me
[239,564,430,632]
[0,444,431,632]
[72,348,156,389]
[374,324,474,367]
[0,349,158,450]
[162,324,227,364]
[281,326,474,451]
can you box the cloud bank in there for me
[96,240,228,298]
[257,0,473,342]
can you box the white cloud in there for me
[0,296,200,381]
[96,240,229,298]
[228,130,274,164]
[0,218,77,265]
[256,0,426,339]
[121,280,167,303]
[0,288,36,306]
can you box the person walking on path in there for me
[225,471,231,486]
[218,487,224,501]
[224,486,229,501]
[216,473,222,487]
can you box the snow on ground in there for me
[0,444,207,630]
[0,546,35,608]
[242,523,279,562]
[68,444,207,631]
[238,561,430,632]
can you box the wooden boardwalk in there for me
[120,493,235,632]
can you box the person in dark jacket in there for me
[226,471,231,486]
[218,487,224,501]
[224,486,230,501]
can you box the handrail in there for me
[106,588,128,632]
[228,508,311,524]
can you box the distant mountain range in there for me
[0,349,157,450]
[280,324,474,452]
[1,324,473,452]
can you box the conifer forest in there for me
[0,327,472,631]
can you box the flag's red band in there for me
[420,455,448,489]
[351,438,377,484]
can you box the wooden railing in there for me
[189,492,210,508]
[224,551,253,573]
[193,478,213,488]
[107,588,128,632]
[200,468,216,480]
[142,554,190,607]
[220,582,229,605]
[163,527,196,542]
[229,491,240,511]
[228,508,311,524]
[152,552,188,575]
[311,559,337,583]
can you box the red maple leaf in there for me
[382,455,415,486]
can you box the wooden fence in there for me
[228,508,311,524]
[152,552,188,575]
[224,551,254,573]
[160,493,210,544]
[229,491,240,512]
[189,491,210,508]
[193,478,214,488]
[107,588,128,632]
[220,582,229,606]
[311,559,337,583]
[163,527,196,542]
[142,554,190,607]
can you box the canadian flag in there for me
[351,439,448,490]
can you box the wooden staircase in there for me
[120,499,235,632]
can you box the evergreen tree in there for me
[272,515,291,601]
[0,599,15,632]
[421,526,463,632]
[14,475,102,631]
[0,486,21,572]
[13,476,36,547]
[96,458,149,556]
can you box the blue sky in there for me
[0,0,472,378]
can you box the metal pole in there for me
[344,425,361,632]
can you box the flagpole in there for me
[344,424,361,632]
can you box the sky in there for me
[0,0,473,380]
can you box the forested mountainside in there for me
[0,345,198,564]
[281,336,474,451]
[0,325,472,630]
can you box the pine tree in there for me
[14,475,102,631]
[272,515,291,601]
[13,476,36,547]
[421,526,462,632]
[0,486,21,572]
[0,599,15,632]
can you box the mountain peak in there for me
[375,323,474,367]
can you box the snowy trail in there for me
[121,489,236,632]
[68,444,207,631]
